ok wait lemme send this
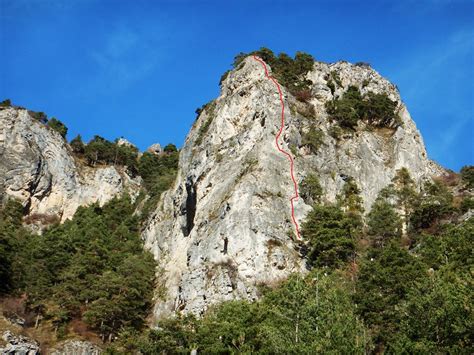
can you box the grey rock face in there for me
[50,340,102,355]
[0,331,39,355]
[147,143,163,155]
[0,107,141,222]
[116,137,136,149]
[143,57,445,319]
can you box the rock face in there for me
[0,107,141,222]
[50,340,102,355]
[147,143,163,155]
[0,330,39,355]
[143,57,445,319]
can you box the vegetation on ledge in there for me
[325,86,401,130]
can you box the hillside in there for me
[0,49,472,354]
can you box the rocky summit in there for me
[143,56,445,318]
[0,107,141,223]
[1,51,470,354]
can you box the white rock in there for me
[0,107,141,222]
[143,57,446,320]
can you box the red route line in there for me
[252,55,301,240]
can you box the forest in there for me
[2,162,471,353]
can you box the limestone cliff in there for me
[143,56,445,318]
[0,107,141,222]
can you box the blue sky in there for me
[1,0,472,171]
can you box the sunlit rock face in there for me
[0,107,141,222]
[143,56,445,319]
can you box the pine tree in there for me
[70,134,85,154]
[367,199,402,247]
[302,205,357,268]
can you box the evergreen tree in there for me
[70,134,85,154]
[302,205,357,268]
[337,176,364,216]
[354,242,426,347]
[367,199,402,247]
[392,168,418,231]
[300,173,323,205]
[47,117,68,138]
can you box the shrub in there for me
[47,117,68,138]
[337,176,364,214]
[195,101,217,146]
[460,165,474,189]
[28,110,48,124]
[330,71,343,87]
[163,143,178,153]
[362,92,399,127]
[301,125,324,153]
[70,134,85,155]
[300,173,323,204]
[236,48,315,96]
[325,86,364,129]
[325,86,399,129]
[295,89,312,102]
[355,62,371,68]
[0,99,11,107]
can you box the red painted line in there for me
[252,55,301,240]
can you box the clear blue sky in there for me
[1,0,472,171]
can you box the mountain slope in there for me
[0,107,141,223]
[143,55,445,318]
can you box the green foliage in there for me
[28,110,48,123]
[390,269,472,353]
[195,101,216,146]
[337,176,364,214]
[418,218,473,273]
[135,272,370,354]
[254,272,369,353]
[235,48,315,96]
[460,196,474,213]
[367,199,402,247]
[329,71,343,87]
[300,173,323,205]
[325,86,364,129]
[0,199,25,294]
[301,205,357,268]
[219,70,230,86]
[301,125,324,153]
[70,134,85,154]
[410,180,455,232]
[137,149,179,220]
[0,99,11,107]
[460,165,474,189]
[362,92,399,127]
[4,196,156,340]
[354,242,426,345]
[163,143,178,153]
[325,86,399,129]
[83,135,139,172]
[47,117,68,138]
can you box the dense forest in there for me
[103,167,471,354]
[3,163,470,353]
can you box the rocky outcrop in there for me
[50,340,102,355]
[147,143,162,155]
[0,330,39,355]
[143,56,445,319]
[0,107,141,222]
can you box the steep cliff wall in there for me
[143,56,445,319]
[0,107,141,222]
